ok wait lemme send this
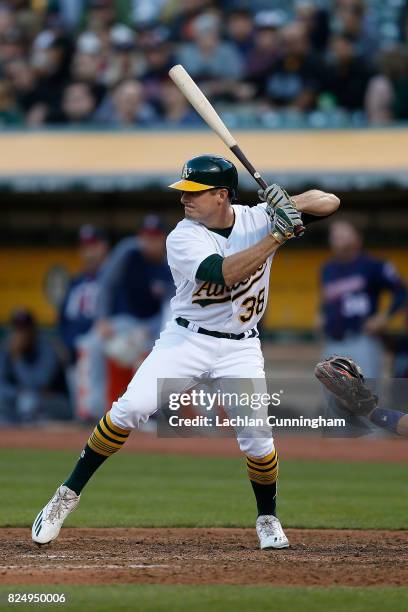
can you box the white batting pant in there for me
[110,320,274,458]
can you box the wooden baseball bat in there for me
[168,64,268,191]
[168,64,304,235]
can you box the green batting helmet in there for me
[169,154,238,200]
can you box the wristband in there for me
[370,408,405,434]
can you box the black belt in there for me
[176,317,258,340]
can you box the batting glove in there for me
[258,183,298,212]
[259,183,304,243]
[271,203,304,244]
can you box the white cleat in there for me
[32,485,80,545]
[256,515,290,550]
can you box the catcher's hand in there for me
[258,184,305,243]
[314,355,378,416]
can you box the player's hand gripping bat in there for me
[168,64,304,236]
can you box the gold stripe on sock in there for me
[102,415,129,440]
[247,468,278,484]
[246,450,276,466]
[90,430,120,450]
[106,412,130,435]
[88,435,113,457]
[89,431,120,451]
[94,426,123,448]
[89,436,122,457]
[247,458,278,474]
[246,451,279,485]
[87,413,130,457]
[96,423,126,447]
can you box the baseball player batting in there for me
[32,156,339,549]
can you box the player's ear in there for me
[216,188,228,204]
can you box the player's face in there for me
[180,188,228,225]
[329,222,362,258]
[80,241,108,273]
[139,233,166,262]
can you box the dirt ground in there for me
[1,426,407,587]
[1,527,407,587]
[1,425,407,463]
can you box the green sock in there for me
[250,480,277,516]
[63,444,107,495]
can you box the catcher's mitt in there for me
[314,355,378,416]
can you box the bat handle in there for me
[229,144,304,237]
[230,144,268,189]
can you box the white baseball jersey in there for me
[166,203,274,334]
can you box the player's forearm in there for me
[292,190,340,216]
[397,414,408,436]
[222,235,280,286]
[370,407,408,437]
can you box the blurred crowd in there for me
[1,0,408,128]
[0,215,174,425]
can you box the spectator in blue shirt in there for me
[76,215,174,421]
[59,224,109,363]
[176,12,243,96]
[0,309,70,424]
[157,78,203,126]
[319,221,407,379]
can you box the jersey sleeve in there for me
[196,254,226,285]
[377,260,408,315]
[378,260,403,287]
[166,225,219,282]
[251,203,273,237]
